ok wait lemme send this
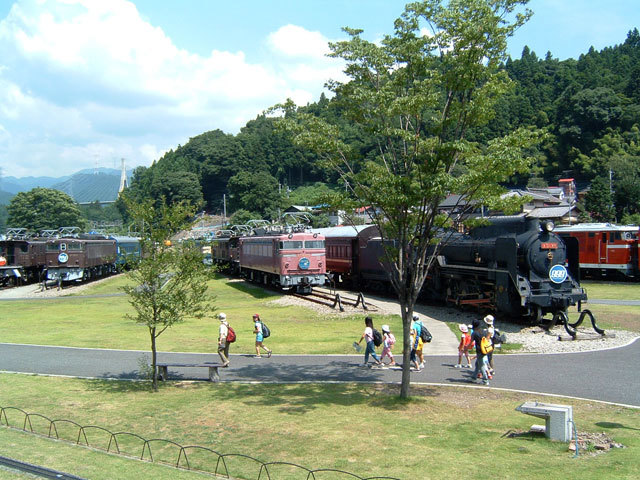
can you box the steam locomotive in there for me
[314,217,587,321]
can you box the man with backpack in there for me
[217,312,234,367]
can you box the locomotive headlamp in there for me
[544,221,554,232]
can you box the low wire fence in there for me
[1,406,401,480]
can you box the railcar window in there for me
[20,245,28,253]
[279,241,303,249]
[47,244,59,251]
[588,232,595,237]
[67,242,83,251]
[304,240,325,249]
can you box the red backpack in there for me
[226,326,236,343]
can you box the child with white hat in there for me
[379,324,397,366]
[455,324,473,368]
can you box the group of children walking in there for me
[456,314,499,385]
[218,311,500,386]
[356,314,427,370]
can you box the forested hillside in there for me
[123,29,640,224]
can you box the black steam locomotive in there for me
[423,217,586,321]
[316,217,587,322]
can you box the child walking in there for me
[480,329,494,385]
[252,313,272,358]
[455,324,473,368]
[357,316,382,366]
[380,324,396,366]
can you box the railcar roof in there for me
[109,235,141,242]
[554,223,639,232]
[310,224,378,238]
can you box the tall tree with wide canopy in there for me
[274,0,541,397]
[7,187,86,231]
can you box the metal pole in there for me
[223,194,227,224]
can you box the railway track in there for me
[292,287,378,312]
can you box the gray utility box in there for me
[516,402,573,442]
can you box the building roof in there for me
[525,205,573,218]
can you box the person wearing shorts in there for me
[253,313,272,358]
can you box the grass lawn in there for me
[1,374,639,480]
[0,274,403,354]
[581,281,640,301]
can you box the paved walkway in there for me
[1,338,638,407]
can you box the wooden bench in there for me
[155,362,221,382]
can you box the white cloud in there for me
[268,24,331,59]
[0,0,345,178]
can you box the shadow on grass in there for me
[223,278,281,300]
[80,360,441,411]
[596,421,640,431]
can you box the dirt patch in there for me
[505,429,625,456]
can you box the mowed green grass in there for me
[1,375,639,480]
[582,280,640,301]
[0,274,403,354]
[578,281,640,332]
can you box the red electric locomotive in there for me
[554,223,639,279]
[239,231,326,293]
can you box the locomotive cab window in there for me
[304,240,325,249]
[279,241,303,250]
[20,245,28,253]
[47,243,59,251]
[67,242,83,251]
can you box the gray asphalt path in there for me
[588,299,640,306]
[1,339,638,407]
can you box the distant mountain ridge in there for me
[0,168,133,205]
[0,190,13,205]
[52,173,122,203]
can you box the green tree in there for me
[0,204,8,231]
[229,208,261,226]
[7,188,86,232]
[526,177,548,189]
[121,197,215,391]
[227,170,281,218]
[151,170,204,208]
[274,0,539,398]
[584,176,615,222]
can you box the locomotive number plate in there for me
[540,242,557,249]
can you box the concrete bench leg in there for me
[157,365,168,381]
[208,366,220,382]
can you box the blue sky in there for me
[0,0,638,179]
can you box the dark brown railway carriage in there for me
[45,237,117,283]
[0,239,47,286]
